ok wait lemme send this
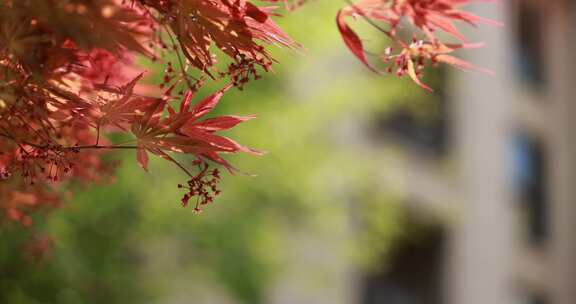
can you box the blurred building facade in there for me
[265,1,576,303]
[360,1,576,304]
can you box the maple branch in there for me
[157,149,194,178]
[66,145,139,150]
[163,24,197,90]
[0,132,32,157]
[0,132,137,151]
[0,131,44,149]
[95,123,101,146]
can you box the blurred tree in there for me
[0,0,497,303]
[0,2,398,303]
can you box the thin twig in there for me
[0,132,138,151]
[344,0,393,38]
[163,24,196,90]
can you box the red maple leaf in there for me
[131,84,261,172]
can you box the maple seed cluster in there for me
[179,162,222,214]
[18,146,75,184]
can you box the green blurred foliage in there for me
[0,1,440,303]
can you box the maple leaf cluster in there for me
[337,0,500,91]
[0,0,296,231]
[0,0,498,247]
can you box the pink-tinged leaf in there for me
[156,136,215,154]
[140,98,166,129]
[190,85,233,119]
[202,151,237,174]
[120,73,144,94]
[427,14,466,41]
[336,10,377,72]
[406,59,433,92]
[137,147,149,171]
[190,115,257,132]
[180,90,195,113]
[162,82,178,98]
[443,42,485,51]
[180,128,263,155]
[435,54,494,75]
[246,2,269,23]
[245,6,302,49]
[450,11,504,27]
[167,106,176,117]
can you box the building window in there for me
[519,289,549,304]
[512,0,547,91]
[360,210,445,304]
[370,68,450,159]
[512,132,548,247]
[528,295,549,304]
